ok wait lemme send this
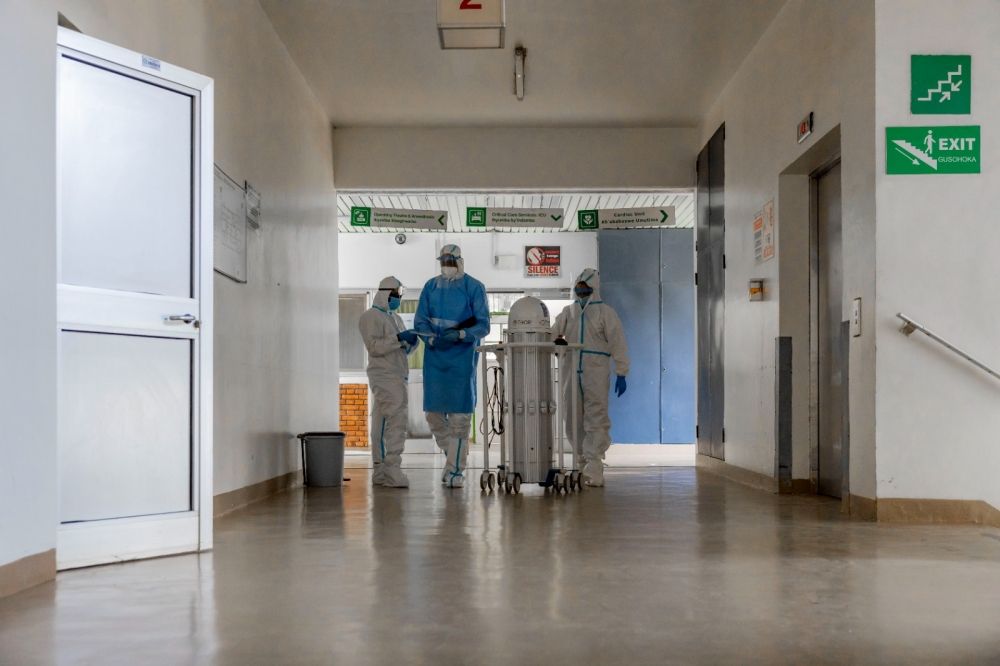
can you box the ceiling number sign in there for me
[438,0,504,49]
[911,55,971,115]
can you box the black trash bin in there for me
[297,432,346,487]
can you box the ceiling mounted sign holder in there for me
[438,0,505,49]
[514,46,526,100]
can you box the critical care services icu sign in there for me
[524,246,560,278]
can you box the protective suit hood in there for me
[575,268,602,307]
[374,276,402,311]
[438,243,465,281]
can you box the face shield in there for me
[439,255,460,279]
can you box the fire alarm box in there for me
[749,279,764,301]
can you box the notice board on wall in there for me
[213,165,247,283]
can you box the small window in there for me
[339,294,368,372]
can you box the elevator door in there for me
[696,125,725,459]
[816,162,844,498]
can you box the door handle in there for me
[166,314,200,328]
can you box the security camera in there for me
[395,233,406,245]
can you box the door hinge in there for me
[722,428,726,443]
[696,425,700,438]
[723,254,727,270]
[694,272,698,286]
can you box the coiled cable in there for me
[480,365,505,448]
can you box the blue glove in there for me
[397,330,419,345]
[614,375,627,397]
[432,337,455,351]
[440,329,463,342]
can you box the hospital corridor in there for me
[2,1,1000,664]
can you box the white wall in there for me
[332,127,697,190]
[874,0,1000,510]
[0,0,58,570]
[698,0,877,495]
[52,0,340,497]
[340,232,597,292]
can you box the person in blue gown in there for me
[414,244,490,488]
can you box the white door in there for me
[55,30,214,570]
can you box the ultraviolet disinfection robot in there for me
[477,296,583,494]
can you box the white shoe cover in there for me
[446,473,465,488]
[582,459,605,487]
[372,464,385,486]
[382,466,410,488]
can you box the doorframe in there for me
[55,28,215,561]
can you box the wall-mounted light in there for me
[438,0,505,49]
[514,46,526,100]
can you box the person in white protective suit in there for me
[360,276,419,488]
[552,268,630,487]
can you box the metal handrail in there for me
[896,313,1000,382]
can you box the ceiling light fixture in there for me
[514,46,526,100]
[438,0,505,49]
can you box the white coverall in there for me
[551,269,630,485]
[359,277,416,486]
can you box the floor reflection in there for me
[2,467,1000,665]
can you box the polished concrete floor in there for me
[3,465,1000,665]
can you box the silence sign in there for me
[525,246,561,277]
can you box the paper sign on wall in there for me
[213,165,247,283]
[351,206,448,230]
[577,206,675,230]
[467,207,564,228]
[753,200,775,266]
[525,246,561,277]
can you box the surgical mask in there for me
[388,296,401,311]
[441,266,459,279]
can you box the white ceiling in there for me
[336,191,694,233]
[259,0,787,127]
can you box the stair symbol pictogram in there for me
[892,140,937,170]
[917,65,963,103]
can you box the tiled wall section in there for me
[340,384,369,447]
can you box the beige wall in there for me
[0,0,59,572]
[54,0,341,496]
[332,127,698,190]
[874,0,1000,511]
[698,0,877,498]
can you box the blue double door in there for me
[598,228,696,444]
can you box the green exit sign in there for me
[911,55,971,115]
[886,125,980,174]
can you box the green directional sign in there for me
[578,210,599,230]
[911,55,971,115]
[886,125,980,174]
[350,206,371,227]
[466,207,486,227]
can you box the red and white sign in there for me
[525,246,561,277]
[439,0,503,24]
[438,0,505,48]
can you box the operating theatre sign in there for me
[351,206,448,230]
